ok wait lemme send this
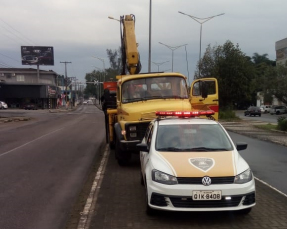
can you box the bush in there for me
[277,116,287,131]
[219,109,239,120]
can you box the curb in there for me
[0,117,31,123]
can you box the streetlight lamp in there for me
[158,42,187,72]
[108,16,120,22]
[178,11,224,77]
[151,61,169,72]
[92,56,106,81]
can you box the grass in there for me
[254,123,277,131]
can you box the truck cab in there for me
[106,72,218,165]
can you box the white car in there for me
[138,111,256,215]
[260,105,271,113]
[0,101,8,109]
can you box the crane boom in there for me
[120,14,141,75]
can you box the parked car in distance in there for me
[260,105,271,113]
[23,104,38,110]
[270,105,287,115]
[244,106,261,117]
[0,101,8,109]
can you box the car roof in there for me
[157,117,218,126]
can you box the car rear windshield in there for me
[155,123,233,152]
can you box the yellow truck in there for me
[104,15,219,165]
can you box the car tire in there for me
[259,114,261,117]
[276,111,280,115]
[145,182,156,216]
[238,207,252,215]
[140,173,144,186]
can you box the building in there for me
[275,37,287,66]
[0,68,61,109]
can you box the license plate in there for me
[192,190,222,200]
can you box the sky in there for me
[0,0,287,85]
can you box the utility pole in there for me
[60,61,72,105]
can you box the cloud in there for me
[0,0,286,83]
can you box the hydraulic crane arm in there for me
[120,14,142,75]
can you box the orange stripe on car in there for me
[158,151,236,177]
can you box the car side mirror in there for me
[236,142,248,151]
[137,142,149,152]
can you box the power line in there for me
[0,61,15,68]
[0,18,35,45]
[0,52,20,63]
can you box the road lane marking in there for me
[255,176,287,198]
[0,127,65,158]
[77,145,110,229]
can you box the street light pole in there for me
[178,11,224,77]
[60,61,72,106]
[151,61,169,72]
[158,42,187,72]
[148,0,152,73]
[92,56,106,81]
[91,65,102,104]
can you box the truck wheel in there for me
[115,137,131,166]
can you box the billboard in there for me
[21,46,54,66]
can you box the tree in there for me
[252,53,275,66]
[105,48,122,81]
[271,63,287,104]
[196,40,256,109]
[84,70,102,99]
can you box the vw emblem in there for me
[202,176,212,186]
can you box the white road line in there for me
[255,176,287,198]
[77,145,110,229]
[0,127,65,158]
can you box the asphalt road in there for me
[0,105,105,229]
[235,110,287,123]
[229,131,287,195]
[1,107,287,229]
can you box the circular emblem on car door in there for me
[202,176,212,186]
